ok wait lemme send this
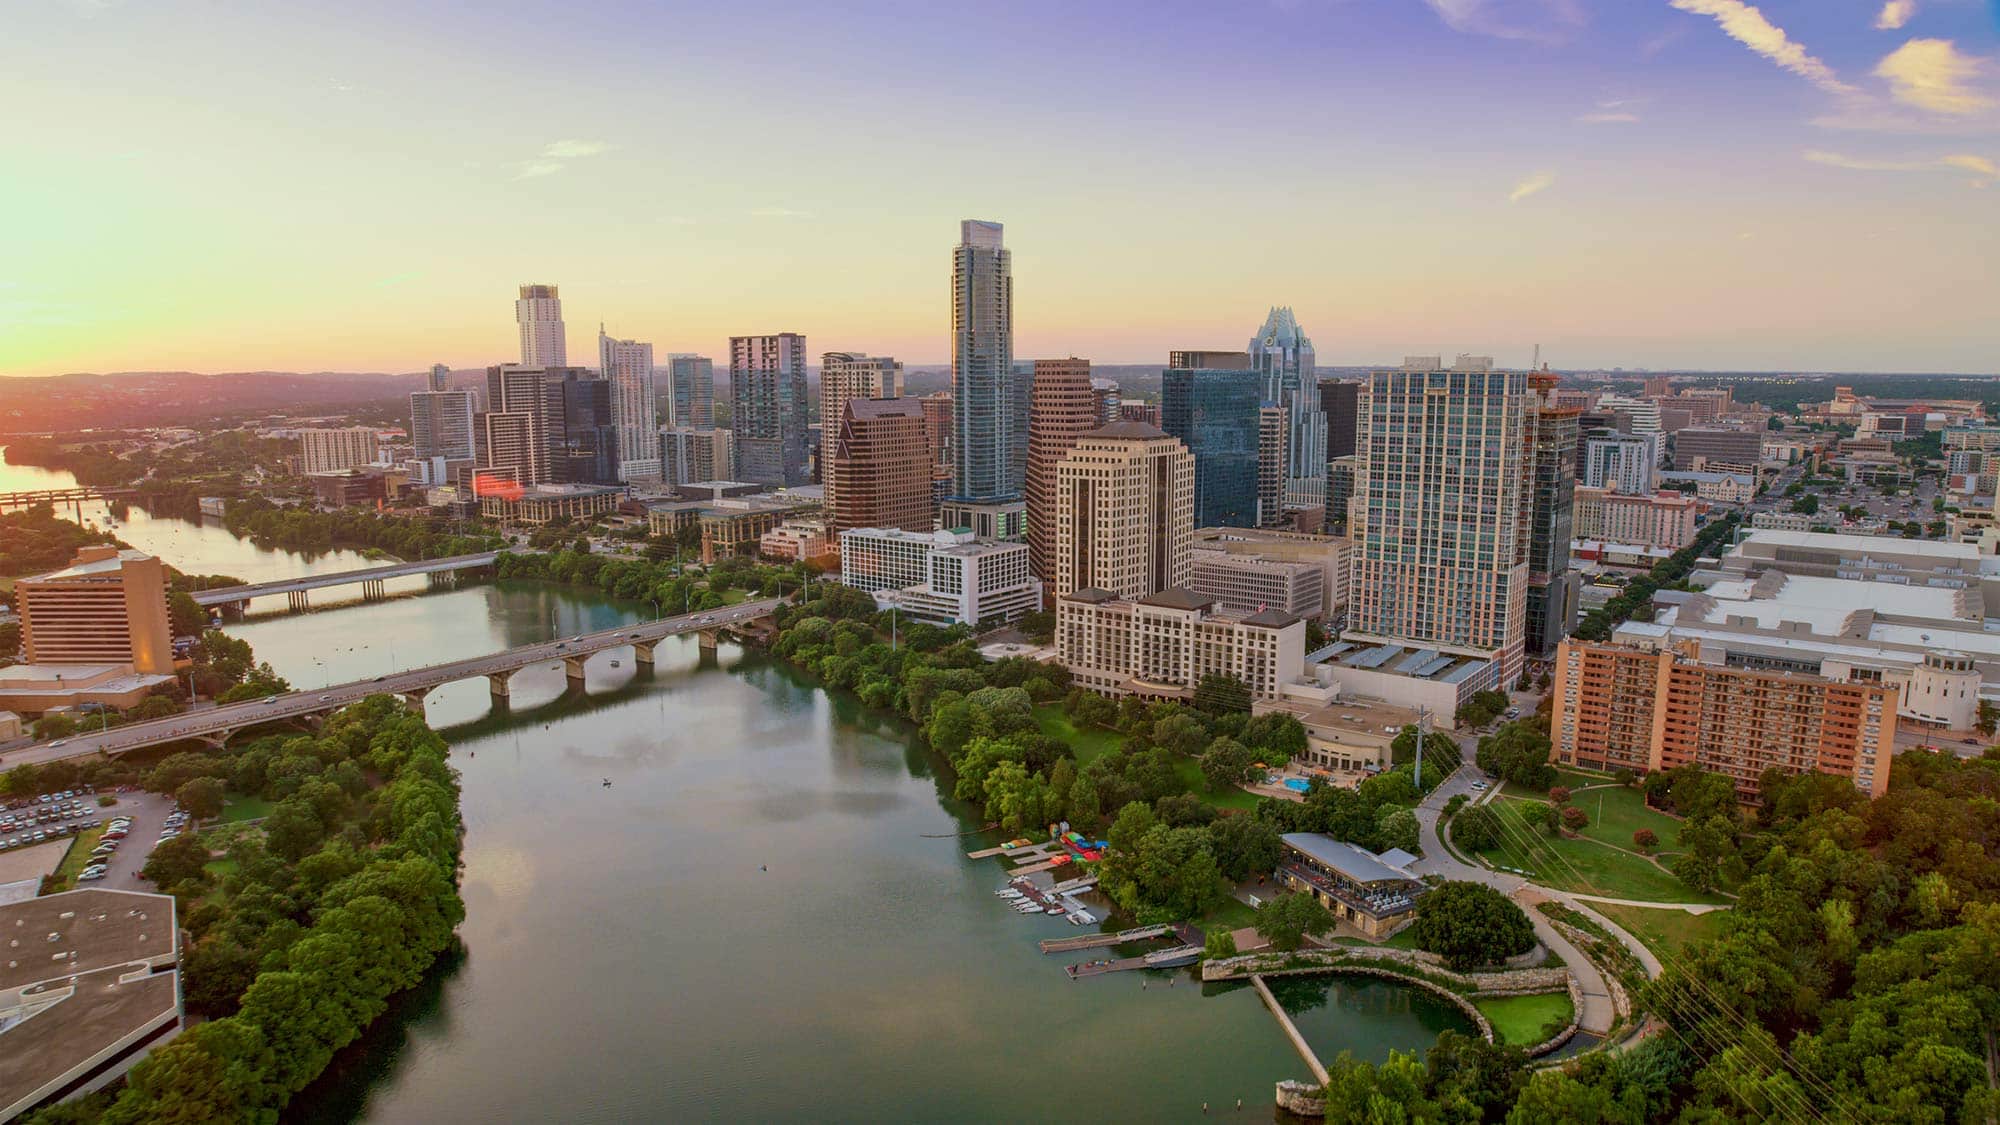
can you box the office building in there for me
[839,528,1040,625]
[818,352,904,510]
[1024,358,1099,589]
[0,889,183,1122]
[1090,378,1121,426]
[1552,638,1894,800]
[1249,307,1324,514]
[1573,488,1698,551]
[1597,393,1663,441]
[410,386,476,462]
[659,426,731,487]
[950,220,1020,508]
[1050,422,1193,603]
[308,469,388,508]
[1118,401,1161,427]
[297,427,378,475]
[1319,380,1359,461]
[516,283,566,367]
[729,333,810,487]
[15,547,173,673]
[919,391,954,472]
[827,398,931,533]
[1162,358,1261,529]
[599,329,660,482]
[427,363,452,392]
[1191,526,1350,622]
[1525,374,1580,656]
[1349,356,1530,681]
[1258,405,1289,528]
[1583,432,1660,494]
[1189,549,1325,621]
[479,483,623,525]
[1057,587,1305,702]
[1672,427,1762,472]
[666,354,716,430]
[551,368,618,484]
[1325,455,1358,535]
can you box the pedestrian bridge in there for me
[191,551,504,612]
[14,599,785,764]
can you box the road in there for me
[4,599,785,768]
[189,551,503,606]
[88,790,176,892]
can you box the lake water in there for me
[5,450,1475,1121]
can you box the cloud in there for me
[513,139,613,180]
[1874,39,1994,115]
[1577,111,1640,123]
[748,207,810,218]
[1874,1,1915,31]
[1669,0,1856,95]
[1508,171,1556,203]
[1422,0,1585,44]
[1805,148,1999,185]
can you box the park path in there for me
[1564,893,1728,916]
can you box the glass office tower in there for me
[1162,360,1261,530]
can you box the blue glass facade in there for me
[1162,367,1261,529]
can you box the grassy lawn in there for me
[1033,705,1124,766]
[719,588,750,605]
[1333,927,1421,951]
[1591,902,1731,957]
[1499,767,1611,801]
[1474,991,1574,1046]
[220,794,275,823]
[1474,797,1729,905]
[203,857,240,880]
[48,825,110,893]
[1203,896,1260,933]
[1566,784,1685,853]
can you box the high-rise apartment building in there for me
[1524,374,1581,657]
[1051,423,1193,603]
[1258,405,1289,529]
[429,363,452,393]
[950,220,1018,505]
[1583,433,1661,494]
[1118,402,1162,427]
[818,352,903,510]
[1325,455,1358,536]
[1090,379,1121,426]
[1552,638,1893,799]
[297,428,379,475]
[516,284,566,367]
[1249,308,1323,515]
[828,398,931,533]
[599,329,660,482]
[1573,488,1697,550]
[666,354,715,430]
[1162,358,1261,529]
[1319,380,1359,462]
[14,547,174,674]
[480,364,563,487]
[729,333,810,487]
[552,368,619,485]
[410,386,476,462]
[1349,356,1530,681]
[659,426,731,487]
[1025,358,1098,590]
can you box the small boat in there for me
[997,890,1024,899]
[1045,906,1065,915]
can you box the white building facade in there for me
[839,527,1040,625]
[599,329,661,482]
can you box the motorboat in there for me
[1044,906,1065,915]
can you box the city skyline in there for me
[8,2,2000,378]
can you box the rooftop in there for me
[1738,528,1982,561]
[1084,420,1170,441]
[1295,697,1423,739]
[1280,834,1415,886]
[1136,588,1217,611]
[21,549,154,585]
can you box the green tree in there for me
[1192,672,1252,716]
[1240,711,1308,763]
[1198,736,1256,792]
[1151,712,1209,758]
[1203,928,1238,959]
[142,834,212,890]
[1410,881,1536,971]
[1452,805,1504,852]
[1255,891,1337,952]
[1632,828,1658,853]
[1206,814,1281,882]
[176,776,227,821]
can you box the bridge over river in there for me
[191,551,504,612]
[6,598,786,768]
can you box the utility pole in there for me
[1415,706,1431,791]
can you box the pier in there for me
[1251,973,1330,1085]
[1037,924,1172,954]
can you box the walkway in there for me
[5,599,784,767]
[189,551,503,607]
[1565,893,1729,915]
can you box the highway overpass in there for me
[6,598,785,767]
[191,551,503,611]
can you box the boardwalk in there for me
[1037,924,1172,954]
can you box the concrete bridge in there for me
[190,551,503,613]
[7,598,785,766]
[0,486,139,513]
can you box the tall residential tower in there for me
[516,284,566,368]
[729,334,810,487]
[941,220,1025,539]
[599,328,660,482]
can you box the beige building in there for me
[1190,527,1350,620]
[479,484,622,525]
[16,548,174,673]
[297,427,379,475]
[1051,423,1193,603]
[1057,587,1304,702]
[1261,695,1421,779]
[1572,488,1698,551]
[826,398,930,534]
[817,352,903,512]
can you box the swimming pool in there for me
[1283,778,1312,793]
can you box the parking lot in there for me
[0,788,178,893]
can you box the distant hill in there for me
[0,370,430,433]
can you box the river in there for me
[4,450,1475,1121]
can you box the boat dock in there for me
[1037,924,1172,953]
[1063,944,1202,980]
[1049,876,1097,894]
[967,840,1060,861]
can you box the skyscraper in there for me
[1582,433,1660,493]
[1052,423,1193,602]
[920,392,954,472]
[552,367,618,484]
[1161,355,1261,529]
[828,398,931,533]
[1024,358,1097,590]
[1349,356,1531,682]
[729,333,810,487]
[1524,373,1580,657]
[516,284,566,367]
[411,383,476,462]
[1090,379,1121,426]
[1318,380,1359,460]
[1258,405,1289,529]
[947,220,1019,513]
[1249,307,1323,515]
[599,328,660,482]
[481,364,561,486]
[819,352,903,511]
[428,363,451,393]
[667,354,715,430]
